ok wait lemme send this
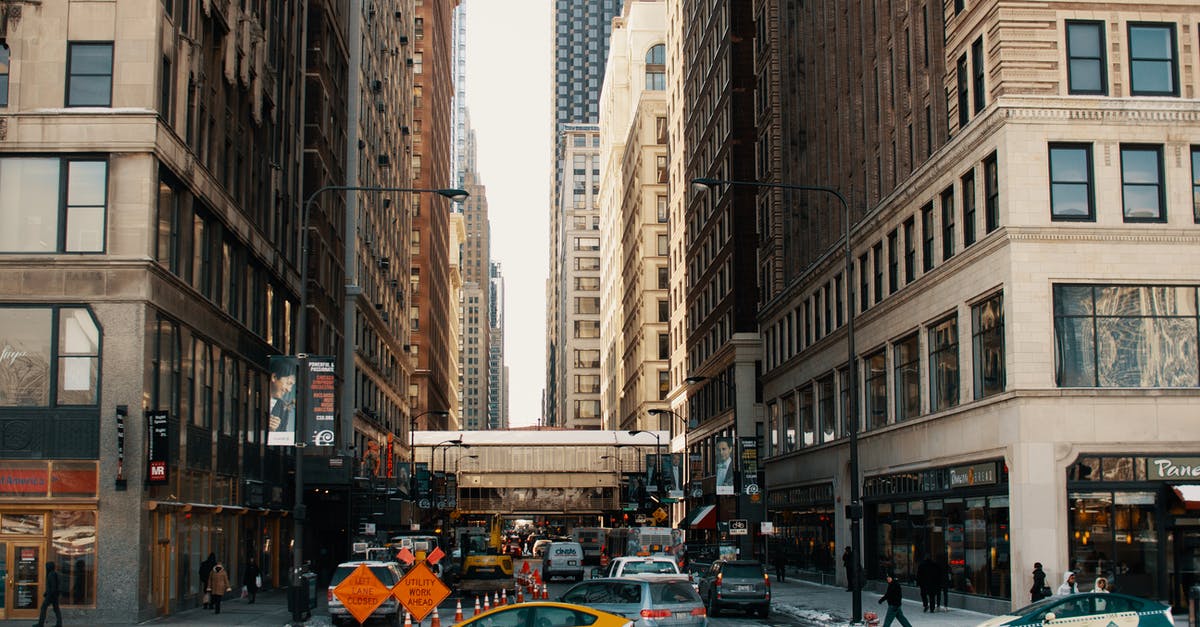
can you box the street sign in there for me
[729,519,749,535]
[760,522,774,535]
[331,563,391,624]
[392,561,451,621]
[652,507,668,523]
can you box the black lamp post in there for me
[291,185,466,622]
[435,440,467,511]
[692,176,861,621]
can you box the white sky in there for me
[465,0,553,427]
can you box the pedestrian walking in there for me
[1093,576,1110,593]
[842,547,855,591]
[1056,571,1078,596]
[1030,562,1049,602]
[939,557,951,609]
[34,561,62,627]
[878,574,914,627]
[916,555,939,612]
[207,562,232,614]
[198,553,216,609]
[773,551,787,583]
[243,558,261,603]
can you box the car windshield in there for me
[330,565,396,587]
[722,564,763,578]
[651,581,701,604]
[626,561,677,574]
[562,581,643,605]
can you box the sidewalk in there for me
[769,577,992,626]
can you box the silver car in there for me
[558,575,708,626]
[327,560,403,626]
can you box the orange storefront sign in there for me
[391,561,450,621]
[332,563,392,624]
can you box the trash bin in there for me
[288,571,318,616]
[1190,584,1200,627]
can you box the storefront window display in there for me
[865,460,1010,600]
[768,484,835,579]
[52,510,95,606]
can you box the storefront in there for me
[767,483,836,582]
[0,461,98,621]
[1066,454,1200,611]
[863,459,1011,600]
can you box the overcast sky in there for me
[464,0,553,427]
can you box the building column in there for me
[1009,440,1066,610]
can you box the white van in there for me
[543,541,585,581]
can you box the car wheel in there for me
[757,605,769,618]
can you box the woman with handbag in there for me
[1030,562,1049,602]
[207,562,231,614]
[243,558,261,603]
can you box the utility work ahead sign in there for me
[392,561,451,621]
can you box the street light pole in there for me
[408,410,450,523]
[692,177,860,621]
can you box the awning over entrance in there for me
[1172,485,1200,510]
[680,504,716,529]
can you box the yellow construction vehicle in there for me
[455,515,514,592]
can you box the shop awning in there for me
[1172,485,1200,510]
[680,504,716,530]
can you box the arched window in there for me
[645,44,666,90]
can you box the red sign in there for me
[0,468,50,496]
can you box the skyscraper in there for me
[545,0,624,428]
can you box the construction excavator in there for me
[455,515,514,592]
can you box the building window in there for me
[1065,21,1106,95]
[574,400,601,420]
[929,315,960,412]
[0,306,101,406]
[0,157,108,253]
[574,276,600,291]
[887,231,899,294]
[575,237,600,251]
[645,43,666,90]
[865,350,888,430]
[973,293,1005,399]
[1055,285,1200,387]
[894,334,921,421]
[1049,144,1095,221]
[971,37,985,113]
[574,349,600,368]
[1127,23,1177,97]
[956,53,969,128]
[657,266,668,289]
[984,152,999,232]
[658,333,668,360]
[0,44,9,107]
[575,375,600,394]
[656,234,668,256]
[921,202,934,272]
[859,253,869,312]
[1192,147,1200,223]
[658,370,669,400]
[574,257,601,271]
[962,168,976,247]
[574,297,600,314]
[573,320,600,338]
[656,194,668,223]
[818,374,837,443]
[67,42,114,107]
[799,387,815,447]
[872,243,884,304]
[658,299,669,322]
[903,218,916,284]
[940,187,955,260]
[1120,145,1165,222]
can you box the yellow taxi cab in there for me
[453,601,633,627]
[974,592,1172,627]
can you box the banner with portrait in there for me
[623,471,644,509]
[267,356,298,446]
[714,437,736,495]
[667,453,684,499]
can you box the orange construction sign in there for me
[391,560,451,621]
[332,563,392,624]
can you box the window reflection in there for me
[0,308,53,405]
[52,510,96,606]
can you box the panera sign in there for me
[1148,457,1200,481]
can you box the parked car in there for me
[327,560,403,626]
[558,575,707,626]
[453,601,633,627]
[974,592,1172,627]
[695,559,770,618]
[543,541,586,581]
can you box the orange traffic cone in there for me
[473,596,481,616]
[430,609,442,627]
[517,587,525,604]
[522,560,531,574]
[542,583,549,600]
[455,599,464,622]
[484,593,491,612]
[502,588,508,605]
[403,611,412,627]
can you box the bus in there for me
[571,527,609,565]
[605,527,685,566]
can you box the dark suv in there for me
[696,559,770,617]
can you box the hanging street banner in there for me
[267,356,298,446]
[306,356,336,446]
[146,411,169,485]
[740,436,760,496]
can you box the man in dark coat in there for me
[199,553,216,609]
[917,555,939,612]
[35,561,62,627]
[878,574,914,627]
[243,558,261,603]
[842,547,855,591]
[1030,562,1048,602]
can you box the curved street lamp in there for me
[692,176,861,621]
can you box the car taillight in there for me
[715,573,723,587]
[545,558,551,568]
[327,588,333,602]
[640,609,671,618]
[764,573,771,588]
[690,607,707,617]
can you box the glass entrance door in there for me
[9,543,41,620]
[1172,526,1200,612]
